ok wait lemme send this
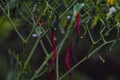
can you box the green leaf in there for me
[73,3,84,12]
[93,16,100,26]
[73,3,84,17]
[60,14,67,30]
[35,27,42,36]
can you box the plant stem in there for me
[58,0,77,19]
[31,55,51,80]
[60,56,88,80]
[41,28,52,46]
[17,29,49,80]
[30,29,70,80]
[23,2,38,41]
[87,40,116,58]
[56,29,71,80]
[40,40,49,56]
[23,28,49,70]
[24,36,41,70]
[60,40,115,80]
[0,5,25,42]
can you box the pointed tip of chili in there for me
[47,68,55,80]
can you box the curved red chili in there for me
[50,30,57,66]
[75,12,84,38]
[65,46,72,78]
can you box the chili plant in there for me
[0,0,120,80]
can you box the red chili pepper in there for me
[47,68,55,80]
[39,19,44,27]
[50,30,57,66]
[65,46,72,78]
[75,12,84,38]
[33,16,44,27]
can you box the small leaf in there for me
[93,16,100,26]
[35,27,42,36]
[60,14,67,30]
[73,3,84,12]
[73,3,84,17]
